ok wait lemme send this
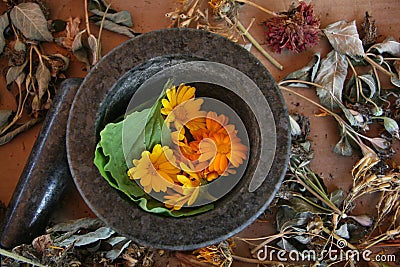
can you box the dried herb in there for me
[0,2,71,145]
[0,218,155,266]
[166,0,284,69]
[264,1,320,53]
[360,12,377,47]
[10,2,53,42]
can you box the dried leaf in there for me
[368,36,400,57]
[335,223,350,239]
[359,74,377,99]
[391,76,400,88]
[369,137,390,150]
[47,218,105,234]
[35,60,51,100]
[0,13,9,54]
[90,9,133,27]
[6,60,28,85]
[323,20,365,58]
[334,133,353,156]
[105,238,132,260]
[330,189,345,208]
[0,110,12,129]
[55,17,81,50]
[95,20,137,38]
[72,29,90,66]
[348,215,373,227]
[14,39,26,52]
[289,115,302,136]
[381,117,399,139]
[282,53,321,87]
[315,50,348,110]
[47,54,70,77]
[32,234,53,255]
[58,227,115,247]
[87,34,98,65]
[10,2,53,42]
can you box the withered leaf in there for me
[87,34,98,65]
[289,115,302,136]
[105,237,131,260]
[348,214,373,227]
[72,29,90,66]
[0,13,9,54]
[6,60,27,85]
[10,2,53,42]
[90,9,133,27]
[359,74,377,99]
[58,227,115,247]
[368,36,400,57]
[95,20,137,38]
[391,76,400,88]
[330,189,345,208]
[35,60,51,100]
[0,110,12,129]
[14,39,26,52]
[323,20,365,59]
[47,54,70,77]
[315,50,348,110]
[282,53,321,87]
[335,223,350,239]
[47,218,105,234]
[334,133,352,156]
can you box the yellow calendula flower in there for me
[127,144,180,194]
[161,83,196,116]
[161,83,206,131]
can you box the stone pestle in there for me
[0,78,83,249]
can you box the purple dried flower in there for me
[265,2,321,53]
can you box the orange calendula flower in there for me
[198,133,247,175]
[127,144,180,194]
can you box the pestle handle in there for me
[0,78,83,249]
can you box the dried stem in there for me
[0,118,42,145]
[236,20,283,70]
[0,247,47,267]
[84,0,91,36]
[235,0,278,16]
[365,55,396,78]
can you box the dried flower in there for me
[264,1,320,53]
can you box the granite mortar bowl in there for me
[67,28,290,250]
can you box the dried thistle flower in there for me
[264,1,320,53]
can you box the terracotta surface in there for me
[0,0,399,265]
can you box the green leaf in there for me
[94,106,213,217]
[90,9,133,27]
[315,50,348,110]
[10,2,53,42]
[0,13,9,54]
[323,20,365,59]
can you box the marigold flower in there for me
[127,144,180,194]
[264,2,320,53]
[198,132,247,175]
[161,83,196,115]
